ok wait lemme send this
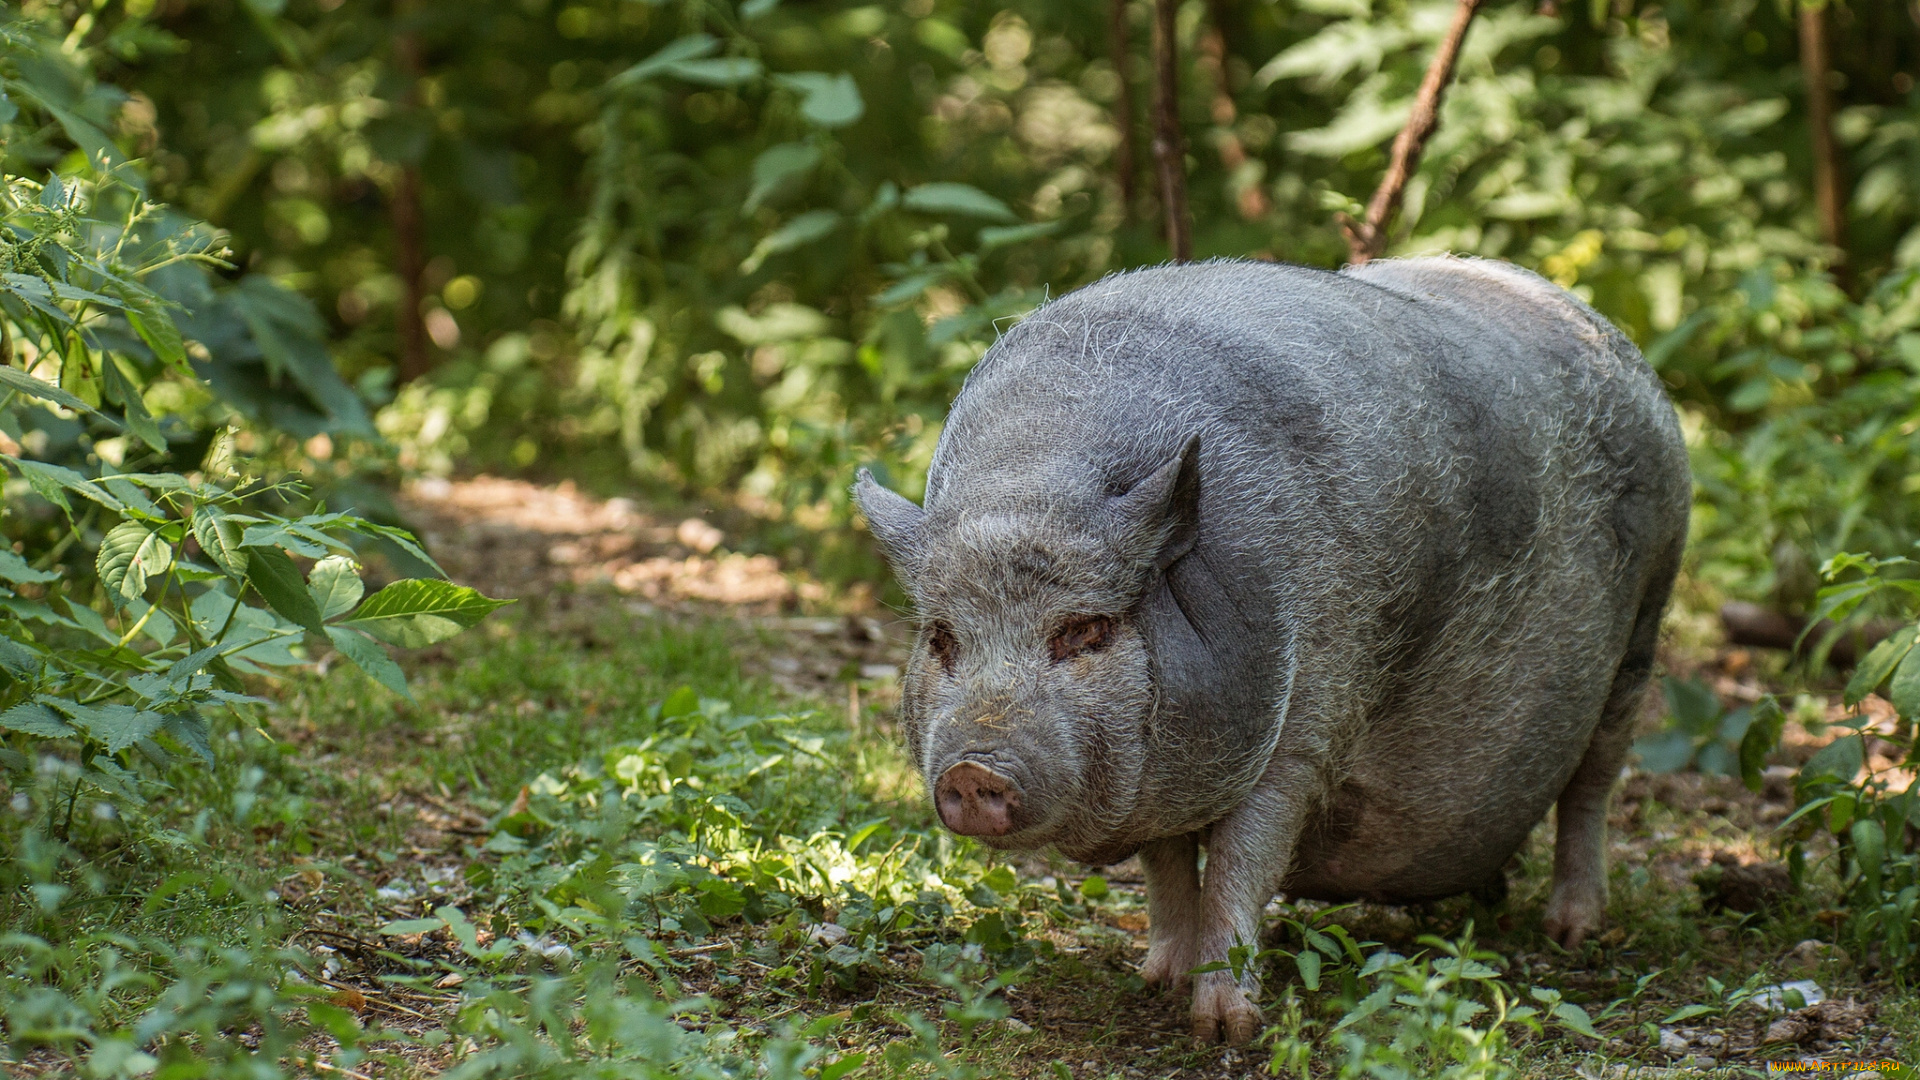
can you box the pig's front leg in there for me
[1189,757,1316,1044]
[1137,831,1203,988]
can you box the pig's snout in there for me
[935,761,1021,837]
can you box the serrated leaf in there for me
[96,521,172,608]
[241,522,331,559]
[245,547,324,634]
[0,634,40,677]
[5,457,125,514]
[341,579,511,647]
[0,702,71,737]
[0,549,58,584]
[1552,1001,1600,1039]
[307,555,364,619]
[127,300,190,374]
[0,364,101,416]
[192,511,249,578]
[1844,625,1914,706]
[325,626,412,700]
[45,699,164,753]
[901,182,1018,222]
[163,711,213,764]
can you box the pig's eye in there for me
[927,621,959,673]
[1049,615,1116,663]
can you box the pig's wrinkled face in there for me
[854,438,1199,862]
[894,522,1156,859]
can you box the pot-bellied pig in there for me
[855,256,1689,1044]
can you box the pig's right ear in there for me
[854,469,926,573]
[1109,434,1201,571]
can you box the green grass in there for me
[3,590,1916,1078]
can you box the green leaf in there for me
[0,549,58,584]
[740,211,840,274]
[666,57,764,86]
[46,699,164,753]
[1738,697,1786,793]
[1802,734,1865,784]
[325,626,412,700]
[1295,948,1322,991]
[0,364,102,416]
[245,547,324,634]
[1661,1004,1716,1024]
[192,510,250,578]
[5,457,125,514]
[978,221,1062,251]
[97,354,165,453]
[1078,875,1108,900]
[1552,1000,1601,1039]
[241,521,332,559]
[1889,641,1920,718]
[163,711,213,765]
[1845,625,1915,706]
[0,702,72,737]
[127,299,190,374]
[0,635,40,677]
[96,521,172,608]
[902,182,1019,222]
[339,579,512,648]
[377,918,444,935]
[607,34,718,90]
[308,555,364,620]
[1632,730,1697,774]
[773,72,865,128]
[1663,677,1722,734]
[744,143,822,214]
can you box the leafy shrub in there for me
[1633,676,1785,781]
[1768,551,1920,970]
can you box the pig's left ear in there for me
[1109,434,1201,571]
[854,469,926,574]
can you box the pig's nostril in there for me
[934,761,1020,837]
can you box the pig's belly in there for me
[1279,721,1590,902]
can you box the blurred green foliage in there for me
[87,0,1916,594]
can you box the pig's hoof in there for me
[1541,884,1604,950]
[1139,939,1197,991]
[1190,976,1261,1045]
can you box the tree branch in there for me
[1150,0,1191,261]
[1798,0,1850,284]
[1109,0,1141,222]
[391,0,432,383]
[1341,0,1481,265]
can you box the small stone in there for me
[1001,1018,1033,1034]
[1659,1028,1689,1055]
[1787,939,1847,972]
[806,923,850,945]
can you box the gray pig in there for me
[854,257,1689,1044]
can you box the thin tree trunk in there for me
[1342,0,1481,265]
[1799,0,1849,278]
[392,1,432,383]
[392,163,431,383]
[1150,0,1191,261]
[1199,0,1269,219]
[1108,0,1141,222]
